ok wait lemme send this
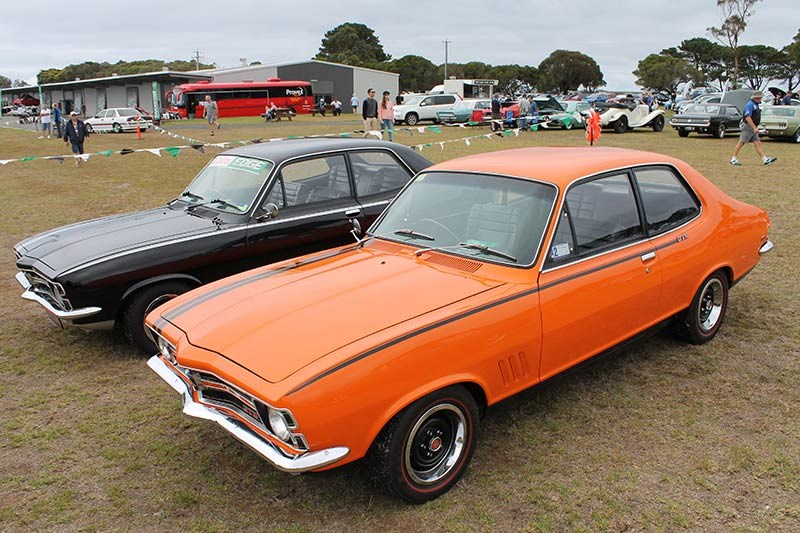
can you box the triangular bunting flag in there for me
[0,159,12,165]
[20,156,36,162]
[52,156,64,164]
[80,154,91,162]
[427,126,441,134]
[191,144,205,153]
[164,147,181,158]
[146,148,162,157]
[99,150,113,157]
[465,139,471,146]
[120,148,135,155]
[417,127,426,133]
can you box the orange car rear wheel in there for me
[673,271,729,345]
[369,385,479,503]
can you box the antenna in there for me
[192,49,203,70]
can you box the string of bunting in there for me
[0,118,571,166]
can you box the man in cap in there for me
[63,110,90,167]
[730,90,776,166]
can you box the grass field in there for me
[1,114,798,532]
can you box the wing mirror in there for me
[256,203,279,222]
[350,218,362,242]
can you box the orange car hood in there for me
[166,246,505,383]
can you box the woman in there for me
[379,91,394,141]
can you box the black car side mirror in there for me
[350,218,362,241]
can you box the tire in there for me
[613,115,628,134]
[369,385,479,503]
[405,113,419,126]
[715,123,726,139]
[85,123,94,133]
[793,129,800,143]
[672,271,729,345]
[112,122,122,133]
[121,280,192,353]
[651,115,665,132]
[678,128,689,138]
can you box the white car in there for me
[393,94,461,125]
[595,101,665,133]
[84,107,153,133]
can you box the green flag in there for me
[99,150,113,157]
[164,147,181,158]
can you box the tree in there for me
[486,65,538,95]
[677,37,731,87]
[0,75,11,88]
[781,29,800,91]
[37,59,214,84]
[737,45,785,89]
[537,50,604,93]
[387,55,440,92]
[12,79,29,87]
[315,23,390,67]
[708,0,762,89]
[634,54,696,92]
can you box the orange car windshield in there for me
[373,171,557,266]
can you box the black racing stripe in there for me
[655,238,680,251]
[287,287,540,396]
[153,317,168,333]
[163,246,357,321]
[540,250,644,292]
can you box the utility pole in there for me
[442,39,451,80]
[192,49,202,70]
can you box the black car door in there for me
[347,149,416,229]
[726,106,743,130]
[245,153,364,266]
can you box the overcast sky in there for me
[1,0,797,90]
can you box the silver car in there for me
[84,107,153,133]
[393,94,461,126]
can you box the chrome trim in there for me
[641,251,656,262]
[147,356,349,473]
[540,162,703,275]
[759,240,774,254]
[16,272,102,321]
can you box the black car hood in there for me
[673,112,720,119]
[15,205,225,275]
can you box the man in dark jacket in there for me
[52,103,62,138]
[63,111,90,167]
[361,88,379,137]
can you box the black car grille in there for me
[189,370,266,429]
[21,270,71,311]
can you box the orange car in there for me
[146,147,772,502]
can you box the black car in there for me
[14,138,432,352]
[669,103,743,138]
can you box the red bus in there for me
[165,78,314,118]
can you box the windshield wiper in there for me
[186,198,241,212]
[180,190,204,201]
[458,242,517,263]
[394,229,435,241]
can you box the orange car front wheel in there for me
[369,385,479,503]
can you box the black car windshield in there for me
[180,155,273,213]
[686,104,721,114]
[373,171,557,266]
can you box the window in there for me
[350,151,412,197]
[564,173,643,254]
[434,95,456,105]
[634,167,700,235]
[126,87,139,107]
[266,155,351,208]
[726,107,740,117]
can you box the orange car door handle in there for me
[641,251,656,262]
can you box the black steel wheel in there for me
[672,271,729,345]
[369,385,479,503]
[651,114,665,132]
[613,115,628,134]
[793,129,800,143]
[121,280,192,353]
[715,123,726,139]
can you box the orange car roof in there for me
[428,147,681,188]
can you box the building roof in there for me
[30,71,213,90]
[192,59,399,78]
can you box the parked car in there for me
[594,100,665,133]
[393,93,461,125]
[14,139,432,352]
[548,100,591,129]
[436,99,491,123]
[759,105,800,142]
[12,94,39,106]
[146,146,772,502]
[584,92,611,104]
[669,103,743,138]
[84,107,153,133]
[674,93,722,115]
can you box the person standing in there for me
[362,88,379,137]
[63,110,90,167]
[52,103,62,138]
[517,95,530,130]
[491,94,502,131]
[38,106,52,139]
[203,95,219,136]
[350,94,359,114]
[730,91,776,166]
[379,91,394,141]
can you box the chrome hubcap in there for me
[697,279,724,333]
[405,403,466,485]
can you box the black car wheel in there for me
[112,122,122,133]
[793,129,800,143]
[715,123,726,139]
[678,127,690,137]
[672,271,729,345]
[85,123,94,133]
[121,280,192,353]
[405,113,419,126]
[651,115,665,132]
[613,115,628,134]
[369,385,479,503]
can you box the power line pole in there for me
[442,39,451,79]
[192,49,202,70]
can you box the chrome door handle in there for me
[344,208,361,218]
[641,251,656,262]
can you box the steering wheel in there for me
[417,218,460,244]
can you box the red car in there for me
[12,94,39,106]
